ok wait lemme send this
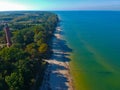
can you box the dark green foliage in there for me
[5,72,24,90]
[0,74,8,90]
[0,47,26,62]
[12,31,24,44]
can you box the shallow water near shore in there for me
[54,11,120,90]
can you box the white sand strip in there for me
[40,27,74,90]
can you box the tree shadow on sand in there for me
[47,30,73,90]
[47,63,69,90]
[51,29,72,61]
[40,29,73,90]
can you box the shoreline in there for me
[40,26,74,90]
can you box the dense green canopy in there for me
[0,11,58,90]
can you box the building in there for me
[4,23,12,47]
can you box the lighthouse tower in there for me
[4,23,12,47]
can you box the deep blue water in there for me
[54,11,120,90]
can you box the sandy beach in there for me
[40,27,74,90]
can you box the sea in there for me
[54,11,120,90]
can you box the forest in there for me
[0,11,58,90]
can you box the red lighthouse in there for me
[4,24,12,47]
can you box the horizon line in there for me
[0,9,120,12]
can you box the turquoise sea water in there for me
[55,11,120,90]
